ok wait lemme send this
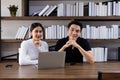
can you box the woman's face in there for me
[67,24,81,40]
[30,26,43,41]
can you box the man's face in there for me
[67,24,81,40]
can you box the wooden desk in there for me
[0,61,120,80]
[98,71,120,80]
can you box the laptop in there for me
[38,51,66,69]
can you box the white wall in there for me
[1,0,22,16]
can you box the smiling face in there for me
[30,26,43,41]
[67,24,81,40]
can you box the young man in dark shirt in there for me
[55,20,94,64]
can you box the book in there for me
[15,27,22,39]
[15,26,29,40]
[46,5,57,16]
[57,3,64,16]
[22,27,29,39]
[31,11,41,16]
[38,5,50,16]
[42,6,53,16]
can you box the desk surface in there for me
[0,61,120,80]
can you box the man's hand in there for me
[66,40,80,49]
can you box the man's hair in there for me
[67,20,83,30]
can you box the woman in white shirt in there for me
[19,23,48,65]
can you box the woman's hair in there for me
[67,20,83,31]
[30,22,45,38]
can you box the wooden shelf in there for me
[1,39,58,43]
[1,39,120,43]
[1,16,120,21]
[1,39,22,43]
[88,39,120,43]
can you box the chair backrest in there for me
[98,71,120,80]
[17,48,21,62]
[49,45,56,51]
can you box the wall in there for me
[1,0,22,16]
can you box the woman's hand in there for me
[34,40,41,47]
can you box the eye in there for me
[76,30,80,33]
[70,28,74,31]
[39,30,43,33]
[35,30,38,33]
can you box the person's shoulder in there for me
[21,39,31,43]
[20,39,32,47]
[77,37,88,42]
[21,39,32,46]
[78,37,86,40]
[58,37,68,42]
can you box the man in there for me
[55,20,94,64]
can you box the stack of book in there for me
[57,2,84,16]
[15,26,29,40]
[88,1,120,16]
[32,5,57,16]
[82,24,119,39]
[83,47,108,62]
[45,25,67,39]
[31,1,120,17]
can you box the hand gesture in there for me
[34,40,41,47]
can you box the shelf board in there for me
[1,16,120,21]
[1,39,120,43]
[88,39,120,43]
[1,39,58,43]
[1,39,22,43]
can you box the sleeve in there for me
[19,41,38,65]
[44,42,49,52]
[38,41,49,52]
[82,39,91,51]
[55,39,65,51]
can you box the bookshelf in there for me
[1,0,120,61]
[0,0,1,61]
[2,16,120,21]
[1,39,120,43]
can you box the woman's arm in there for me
[19,41,38,65]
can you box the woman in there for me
[19,23,48,65]
[55,20,94,64]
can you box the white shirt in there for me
[19,39,48,65]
